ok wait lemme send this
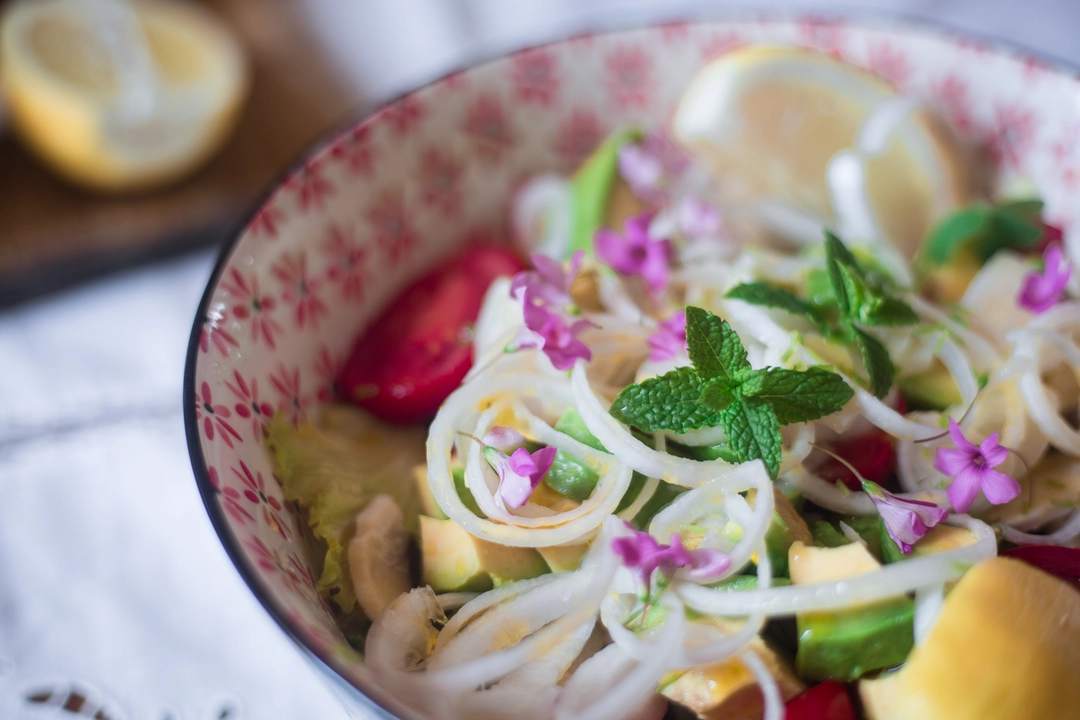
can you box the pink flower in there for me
[512,301,593,371]
[934,419,1021,513]
[482,426,526,453]
[617,132,690,204]
[484,445,558,508]
[647,311,687,361]
[863,481,948,554]
[1019,245,1071,314]
[612,526,731,587]
[510,251,583,309]
[595,212,674,298]
[678,196,723,239]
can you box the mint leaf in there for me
[720,400,781,478]
[861,295,919,326]
[825,231,860,315]
[923,207,989,265]
[725,282,828,332]
[609,366,724,434]
[851,326,894,398]
[740,366,854,424]
[697,376,739,412]
[685,306,750,380]
[923,200,1045,266]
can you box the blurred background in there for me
[0,1,1077,719]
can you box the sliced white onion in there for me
[677,515,996,617]
[908,294,1002,369]
[512,173,573,260]
[555,597,686,720]
[786,466,876,515]
[998,510,1080,546]
[742,649,784,720]
[429,373,633,546]
[914,585,945,646]
[437,592,478,613]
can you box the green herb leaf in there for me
[851,326,894,398]
[725,282,828,332]
[923,207,990,265]
[740,366,854,424]
[609,366,724,434]
[685,306,750,380]
[697,376,739,412]
[720,400,781,478]
[860,295,919,326]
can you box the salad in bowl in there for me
[187,21,1080,720]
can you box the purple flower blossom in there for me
[863,481,949,554]
[612,525,731,587]
[512,301,593,370]
[594,212,674,298]
[647,311,687,361]
[617,132,690,205]
[482,426,526,453]
[933,419,1021,513]
[510,251,584,309]
[484,444,558,509]
[678,196,723,239]
[1018,245,1071,314]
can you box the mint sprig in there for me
[610,306,853,477]
[725,232,916,398]
[922,199,1044,266]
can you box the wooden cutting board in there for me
[0,0,363,307]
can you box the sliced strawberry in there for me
[816,426,896,491]
[339,244,525,423]
[785,681,857,720]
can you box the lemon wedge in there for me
[672,45,970,258]
[1,0,248,192]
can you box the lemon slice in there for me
[672,45,970,258]
[1,0,248,192]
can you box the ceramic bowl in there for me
[184,16,1080,719]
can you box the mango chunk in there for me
[860,557,1080,720]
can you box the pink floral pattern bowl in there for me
[184,16,1080,718]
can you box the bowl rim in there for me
[183,9,1079,718]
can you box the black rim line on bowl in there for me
[183,10,1079,718]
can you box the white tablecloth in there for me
[1,2,1077,718]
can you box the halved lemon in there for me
[0,0,248,192]
[672,45,971,258]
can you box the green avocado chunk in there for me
[755,488,815,578]
[420,515,550,593]
[544,408,606,501]
[898,362,964,411]
[796,596,915,682]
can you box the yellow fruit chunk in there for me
[788,540,880,585]
[663,622,804,720]
[909,524,975,558]
[1,0,248,191]
[419,515,550,593]
[860,557,1080,720]
[537,544,588,572]
[672,45,969,257]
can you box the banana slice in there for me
[348,494,414,620]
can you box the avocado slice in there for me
[412,464,486,520]
[570,127,643,256]
[796,597,915,682]
[419,515,549,593]
[748,487,815,578]
[788,541,914,682]
[898,361,963,411]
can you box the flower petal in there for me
[685,548,731,581]
[594,228,639,276]
[978,432,1009,468]
[947,418,979,454]
[483,426,525,453]
[946,465,982,513]
[980,468,1022,506]
[934,446,975,478]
